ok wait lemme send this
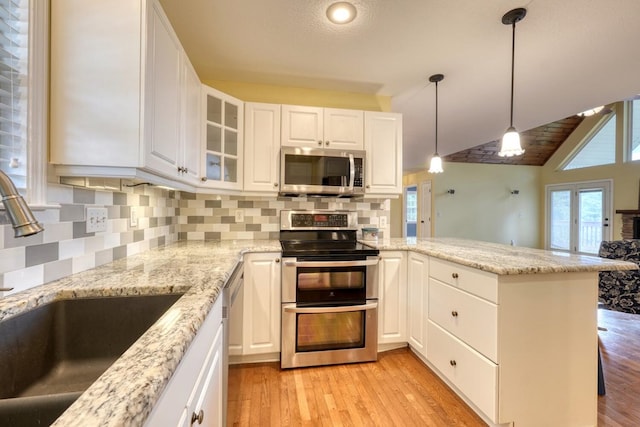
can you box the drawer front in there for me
[429,279,498,362]
[427,320,498,423]
[429,258,498,303]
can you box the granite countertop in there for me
[0,240,281,427]
[362,237,638,275]
[1,237,636,426]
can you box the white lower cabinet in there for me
[377,251,407,346]
[240,252,281,356]
[145,297,224,427]
[427,320,498,421]
[406,251,428,357]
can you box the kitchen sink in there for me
[0,293,183,426]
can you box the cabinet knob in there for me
[366,185,370,189]
[274,183,279,188]
[191,409,204,425]
[325,141,330,146]
[449,360,457,367]
[201,177,208,182]
[451,310,458,317]
[183,167,188,173]
[275,258,280,263]
[318,141,323,146]
[452,273,459,279]
[177,166,184,173]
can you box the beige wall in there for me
[540,102,640,240]
[203,80,392,112]
[401,163,542,248]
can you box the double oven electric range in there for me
[279,210,380,369]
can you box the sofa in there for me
[598,239,640,314]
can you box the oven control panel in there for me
[281,210,357,230]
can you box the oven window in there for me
[296,311,365,352]
[284,154,350,187]
[298,269,364,290]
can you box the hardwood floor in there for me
[598,308,640,426]
[228,309,640,427]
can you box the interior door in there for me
[420,181,432,238]
[547,180,612,254]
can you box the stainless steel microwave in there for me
[280,146,365,196]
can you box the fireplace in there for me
[614,182,640,239]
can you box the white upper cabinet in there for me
[50,0,201,186]
[282,105,364,149]
[180,58,202,185]
[200,86,244,190]
[143,1,182,178]
[244,103,281,193]
[364,112,403,195]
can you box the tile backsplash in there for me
[178,193,388,241]
[0,183,389,295]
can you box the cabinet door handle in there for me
[200,177,208,182]
[191,409,204,425]
[318,141,323,146]
[450,360,457,367]
[451,310,458,317]
[452,273,459,279]
[325,140,330,146]
[275,258,280,263]
[274,183,279,188]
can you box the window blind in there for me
[0,0,29,193]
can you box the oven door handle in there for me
[283,258,379,268]
[284,302,377,314]
[348,153,355,192]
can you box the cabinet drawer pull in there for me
[451,310,458,317]
[452,272,459,279]
[191,409,204,425]
[449,360,457,367]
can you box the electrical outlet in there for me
[235,210,244,223]
[379,216,388,228]
[86,207,108,233]
[130,207,139,227]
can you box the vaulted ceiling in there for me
[158,0,640,172]
[444,115,585,166]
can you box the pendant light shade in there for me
[498,8,526,158]
[428,74,445,173]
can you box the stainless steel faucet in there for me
[0,169,44,238]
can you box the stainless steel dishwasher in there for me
[222,261,243,425]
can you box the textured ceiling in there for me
[158,0,640,171]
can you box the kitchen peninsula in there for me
[0,239,635,426]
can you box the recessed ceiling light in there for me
[326,2,357,24]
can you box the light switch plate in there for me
[86,207,108,233]
[235,210,244,223]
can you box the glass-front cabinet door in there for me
[201,85,243,190]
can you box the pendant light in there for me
[498,8,527,157]
[428,74,444,173]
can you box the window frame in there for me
[626,99,640,163]
[560,111,616,171]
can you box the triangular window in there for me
[563,115,616,170]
